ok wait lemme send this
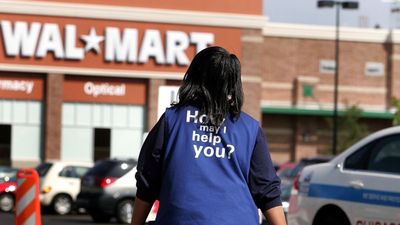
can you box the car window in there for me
[74,166,90,178]
[86,160,136,177]
[344,143,373,171]
[59,166,75,178]
[344,134,400,175]
[36,163,53,177]
[368,135,400,175]
[59,166,91,178]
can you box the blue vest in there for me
[155,106,260,225]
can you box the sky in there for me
[264,0,400,29]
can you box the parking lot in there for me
[1,127,399,225]
[0,211,121,225]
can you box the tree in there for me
[325,104,368,154]
[392,97,400,126]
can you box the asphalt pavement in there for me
[1,211,270,225]
[0,211,121,225]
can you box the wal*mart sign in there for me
[0,20,214,66]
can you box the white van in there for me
[287,126,400,225]
[36,161,93,215]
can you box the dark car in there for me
[286,156,333,182]
[280,156,333,213]
[76,158,137,224]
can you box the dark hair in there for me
[173,46,243,125]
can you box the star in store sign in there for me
[80,27,104,54]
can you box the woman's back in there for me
[156,105,260,225]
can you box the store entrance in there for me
[93,128,111,162]
[0,125,11,166]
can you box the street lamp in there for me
[317,0,359,155]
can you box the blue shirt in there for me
[136,106,281,225]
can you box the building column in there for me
[147,79,166,131]
[44,74,63,161]
[241,29,263,121]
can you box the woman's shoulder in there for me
[164,105,198,119]
[237,111,260,126]
[165,105,196,113]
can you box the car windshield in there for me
[0,166,18,173]
[0,166,18,178]
[278,167,294,178]
[0,175,16,183]
[36,163,53,177]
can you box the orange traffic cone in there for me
[15,169,41,225]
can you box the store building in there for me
[0,0,266,167]
[261,24,400,162]
[1,1,399,167]
[0,73,44,166]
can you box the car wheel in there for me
[116,199,134,224]
[52,194,72,215]
[315,214,348,225]
[313,206,350,225]
[0,193,14,212]
[90,212,111,223]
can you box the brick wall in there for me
[390,43,400,99]
[242,82,262,121]
[262,114,294,163]
[262,37,389,108]
[261,34,395,161]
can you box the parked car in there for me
[76,158,138,224]
[276,162,296,179]
[287,126,400,225]
[0,175,17,212]
[280,156,333,214]
[36,161,93,215]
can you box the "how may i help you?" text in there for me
[186,110,235,159]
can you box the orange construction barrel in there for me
[15,169,41,225]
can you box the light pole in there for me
[317,0,359,155]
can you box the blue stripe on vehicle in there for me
[308,184,400,208]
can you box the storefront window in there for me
[61,103,144,162]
